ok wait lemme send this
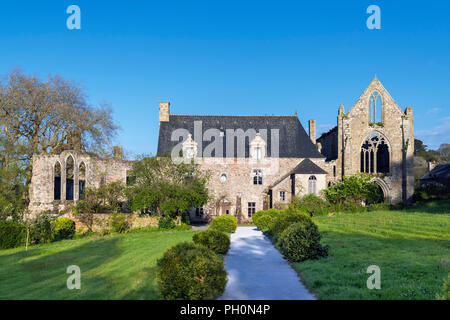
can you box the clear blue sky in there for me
[1,0,449,156]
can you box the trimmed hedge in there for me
[157,242,227,300]
[252,209,279,231]
[193,229,230,254]
[52,217,76,241]
[268,209,311,236]
[278,221,328,262]
[0,220,26,249]
[210,214,237,233]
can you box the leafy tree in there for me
[322,173,384,205]
[125,156,209,216]
[414,139,427,154]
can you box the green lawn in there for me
[0,230,197,299]
[293,200,450,300]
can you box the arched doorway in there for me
[371,178,390,203]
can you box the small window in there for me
[280,191,286,202]
[248,202,256,217]
[308,176,317,195]
[253,169,262,185]
[220,173,227,183]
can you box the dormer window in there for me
[250,133,266,161]
[182,134,197,161]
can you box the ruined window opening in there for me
[308,176,317,195]
[54,162,61,200]
[360,132,390,174]
[65,156,74,200]
[369,92,382,124]
[79,162,86,199]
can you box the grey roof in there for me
[292,159,328,174]
[157,114,325,158]
[420,164,450,180]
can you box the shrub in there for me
[175,223,192,231]
[158,215,176,229]
[252,209,279,230]
[29,212,54,244]
[291,194,331,217]
[268,209,311,236]
[210,214,237,233]
[278,221,328,262]
[109,213,129,233]
[193,229,230,254]
[52,217,75,241]
[0,220,26,249]
[157,242,227,299]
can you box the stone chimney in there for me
[159,101,170,123]
[308,119,316,144]
[113,146,123,160]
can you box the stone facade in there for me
[317,77,414,203]
[28,77,414,220]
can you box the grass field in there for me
[293,200,450,299]
[0,230,197,299]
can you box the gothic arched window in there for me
[54,161,61,200]
[79,162,86,199]
[308,176,317,195]
[369,92,382,124]
[360,133,390,174]
[66,155,74,200]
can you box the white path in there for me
[220,226,315,300]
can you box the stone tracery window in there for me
[54,161,61,200]
[79,162,86,199]
[360,132,390,174]
[369,91,382,124]
[66,155,75,200]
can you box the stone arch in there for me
[360,131,391,174]
[65,155,75,200]
[371,177,390,203]
[53,161,62,200]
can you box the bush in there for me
[210,214,237,233]
[158,215,176,229]
[290,194,332,217]
[436,273,450,300]
[52,217,75,241]
[30,213,54,244]
[278,221,328,262]
[0,220,26,249]
[414,182,450,202]
[109,213,129,233]
[175,223,192,231]
[157,242,227,299]
[193,229,230,254]
[252,209,279,230]
[268,209,311,236]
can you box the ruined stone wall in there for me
[334,78,414,203]
[29,150,132,215]
[317,126,338,161]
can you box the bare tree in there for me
[0,69,119,185]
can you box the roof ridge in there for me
[171,114,297,117]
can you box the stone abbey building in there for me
[29,77,414,221]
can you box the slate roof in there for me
[420,164,450,181]
[157,114,325,158]
[292,158,328,174]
